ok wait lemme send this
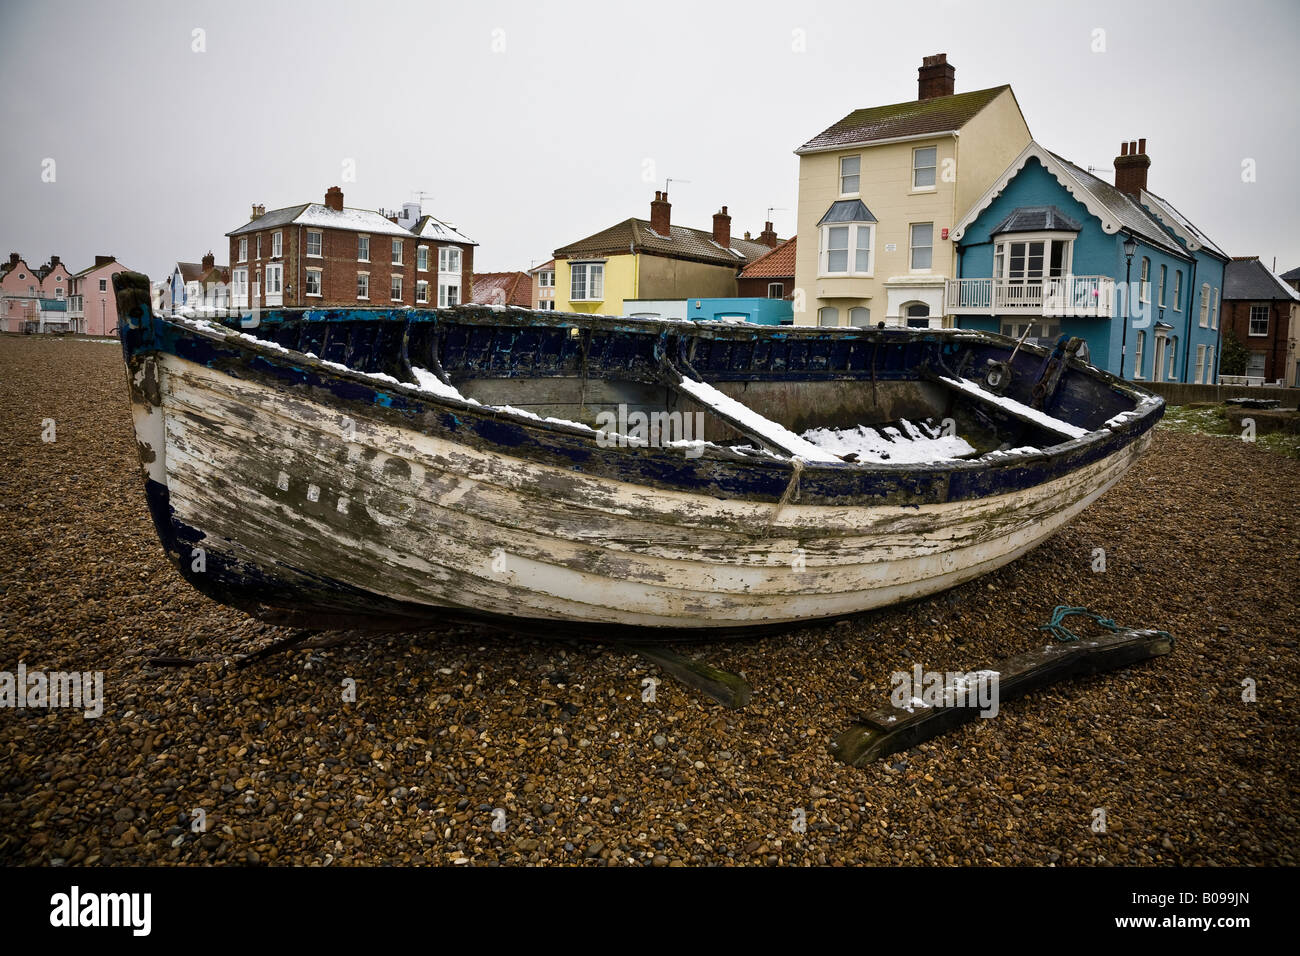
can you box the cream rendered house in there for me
[792,55,1031,328]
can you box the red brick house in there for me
[470,271,533,307]
[1221,256,1299,384]
[225,187,475,311]
[737,236,796,299]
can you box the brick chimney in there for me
[49,255,60,268]
[8,253,19,268]
[250,203,265,220]
[918,53,955,100]
[202,251,215,272]
[650,190,671,235]
[95,255,113,267]
[712,206,731,248]
[1114,139,1150,198]
[759,221,779,248]
[325,186,344,212]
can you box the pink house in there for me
[0,253,72,332]
[68,256,132,335]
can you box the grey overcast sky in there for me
[1,0,1297,280]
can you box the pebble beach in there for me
[1,333,1296,866]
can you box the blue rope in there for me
[1040,605,1120,643]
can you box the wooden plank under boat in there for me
[112,271,1163,639]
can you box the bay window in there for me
[819,222,872,276]
[570,262,604,301]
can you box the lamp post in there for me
[1119,235,1137,378]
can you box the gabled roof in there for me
[228,202,414,238]
[470,272,533,308]
[1223,257,1300,302]
[409,214,477,247]
[1280,266,1300,284]
[796,85,1012,154]
[69,258,121,278]
[1140,189,1228,260]
[554,218,775,267]
[991,205,1081,235]
[528,259,555,275]
[739,238,796,279]
[951,141,1191,259]
[817,199,877,225]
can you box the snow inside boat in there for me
[113,271,1162,637]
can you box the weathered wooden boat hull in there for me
[113,272,1162,638]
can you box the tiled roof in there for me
[1280,266,1300,284]
[228,203,413,238]
[69,259,119,278]
[1224,258,1300,301]
[1046,153,1192,259]
[1139,189,1228,260]
[991,205,1081,235]
[410,214,477,247]
[797,85,1010,153]
[739,238,796,279]
[555,218,774,267]
[471,271,533,308]
[528,259,555,275]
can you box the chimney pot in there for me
[1121,142,1128,156]
[758,221,779,248]
[325,186,344,212]
[1114,138,1151,198]
[202,251,215,272]
[712,206,732,248]
[917,52,956,100]
[1138,138,1146,154]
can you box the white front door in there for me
[1153,335,1167,382]
[265,264,283,307]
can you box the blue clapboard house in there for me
[947,140,1228,383]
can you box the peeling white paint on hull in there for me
[154,354,1148,630]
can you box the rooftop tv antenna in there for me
[664,177,691,193]
[766,206,788,220]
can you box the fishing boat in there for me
[113,271,1162,638]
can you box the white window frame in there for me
[438,247,462,274]
[356,272,369,300]
[417,246,428,272]
[1194,344,1206,384]
[569,262,605,302]
[390,275,403,301]
[438,282,460,307]
[817,306,839,327]
[1166,336,1177,380]
[271,231,282,258]
[912,146,937,191]
[767,282,784,299]
[818,223,873,278]
[992,233,1074,281]
[910,222,934,272]
[1158,264,1166,308]
[1172,270,1182,311]
[304,268,322,297]
[255,235,262,260]
[391,239,403,266]
[306,231,323,258]
[231,267,249,307]
[238,238,248,263]
[1199,283,1210,327]
[357,235,370,262]
[416,279,429,303]
[1211,287,1219,329]
[1249,304,1269,336]
[849,306,871,327]
[539,271,554,288]
[1133,331,1145,378]
[1139,257,1150,303]
[265,262,283,306]
[838,155,860,197]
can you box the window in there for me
[416,246,428,271]
[1172,270,1182,311]
[849,306,871,327]
[238,238,248,262]
[1158,264,1166,307]
[912,147,937,189]
[570,262,604,301]
[416,280,429,303]
[1249,304,1269,336]
[271,231,282,258]
[540,301,556,310]
[232,268,248,306]
[1205,346,1214,382]
[305,269,322,296]
[306,231,322,257]
[357,273,369,299]
[539,271,554,287]
[910,223,933,271]
[818,306,839,327]
[98,278,107,292]
[1000,319,1061,341]
[1195,344,1207,384]
[438,247,462,274]
[905,303,931,328]
[438,283,460,307]
[1211,287,1219,329]
[1247,351,1266,377]
[839,155,860,195]
[358,235,370,262]
[1166,337,1177,379]
[1140,257,1150,303]
[390,275,403,301]
[255,235,262,260]
[767,282,785,299]
[819,223,872,276]
[1133,331,1145,378]
[1199,283,1210,327]
[391,239,403,266]
[993,236,1072,281]
[265,263,283,305]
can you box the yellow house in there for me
[792,54,1031,328]
[553,192,778,315]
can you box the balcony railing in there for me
[946,275,1115,318]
